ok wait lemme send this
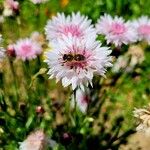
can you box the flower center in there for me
[21,44,32,55]
[62,25,83,37]
[62,53,87,69]
[110,23,126,34]
[138,25,150,35]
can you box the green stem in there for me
[72,88,78,126]
[73,89,77,114]
[8,58,19,101]
[36,4,41,30]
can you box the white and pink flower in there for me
[19,130,48,150]
[45,35,112,90]
[133,106,150,136]
[45,12,96,42]
[131,16,150,44]
[71,88,89,113]
[96,14,137,46]
[14,38,42,61]
[3,0,19,17]
[30,0,48,4]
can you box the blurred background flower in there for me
[71,88,90,113]
[96,14,137,46]
[131,16,150,44]
[19,130,48,150]
[30,0,49,4]
[14,38,42,60]
[3,0,19,17]
[133,105,150,136]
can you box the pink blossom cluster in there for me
[96,14,150,46]
[7,33,43,61]
[44,12,112,112]
[131,16,150,44]
[3,0,19,17]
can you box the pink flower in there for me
[45,12,96,42]
[6,44,16,57]
[45,35,112,90]
[96,14,137,46]
[30,0,48,4]
[131,16,150,44]
[19,130,57,150]
[14,38,42,61]
[19,130,48,150]
[5,0,19,10]
[71,88,89,113]
[3,0,19,16]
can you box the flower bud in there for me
[6,44,16,57]
[36,106,45,114]
[60,132,72,145]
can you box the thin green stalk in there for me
[8,58,19,101]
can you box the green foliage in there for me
[0,0,150,149]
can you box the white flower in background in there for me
[112,45,144,73]
[19,130,57,150]
[133,105,150,136]
[0,16,5,24]
[3,0,19,17]
[30,31,45,46]
[131,16,150,44]
[127,45,145,69]
[45,12,96,42]
[45,35,112,90]
[96,14,137,46]
[0,35,5,61]
[30,0,48,4]
[19,129,57,150]
[112,55,128,73]
[14,38,42,61]
[71,88,89,113]
[19,130,47,150]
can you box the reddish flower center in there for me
[62,25,83,37]
[138,25,150,35]
[110,23,126,34]
[81,95,89,105]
